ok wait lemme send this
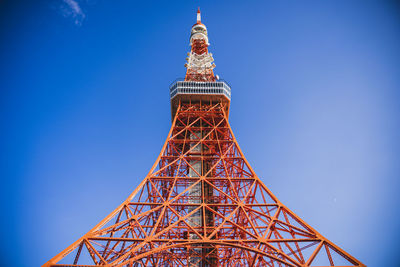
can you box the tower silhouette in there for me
[44,9,364,267]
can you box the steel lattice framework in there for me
[44,9,364,267]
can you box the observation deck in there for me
[170,79,231,118]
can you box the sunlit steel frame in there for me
[44,102,365,267]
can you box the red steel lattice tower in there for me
[44,9,365,267]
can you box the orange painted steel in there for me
[184,8,215,82]
[44,103,365,266]
[44,9,364,267]
[185,38,215,82]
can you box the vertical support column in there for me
[188,125,202,266]
[202,105,217,267]
[187,104,217,267]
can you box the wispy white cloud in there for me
[60,0,86,26]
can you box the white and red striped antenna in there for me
[197,7,201,23]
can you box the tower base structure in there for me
[44,102,364,267]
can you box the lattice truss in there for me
[186,50,215,74]
[46,103,364,267]
[185,39,216,82]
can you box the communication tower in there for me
[44,9,364,267]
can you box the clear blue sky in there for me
[1,0,399,266]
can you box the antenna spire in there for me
[197,7,201,23]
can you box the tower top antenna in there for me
[197,7,201,23]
